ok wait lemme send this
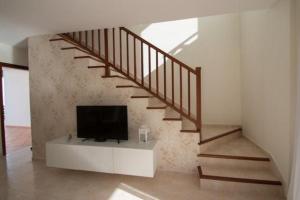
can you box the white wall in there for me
[0,42,28,65]
[240,0,295,189]
[129,14,242,125]
[288,0,300,199]
[3,68,31,127]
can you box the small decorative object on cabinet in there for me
[67,134,73,141]
[139,125,150,143]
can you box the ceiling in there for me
[0,0,278,47]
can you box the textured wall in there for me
[28,35,199,173]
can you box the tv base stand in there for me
[94,138,107,142]
[46,136,157,177]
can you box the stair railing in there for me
[59,27,202,135]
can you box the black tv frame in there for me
[76,105,128,143]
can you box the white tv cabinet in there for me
[46,136,157,177]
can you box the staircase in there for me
[50,27,284,198]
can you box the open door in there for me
[0,62,29,156]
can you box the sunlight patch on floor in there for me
[108,183,160,200]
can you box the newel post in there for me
[195,67,202,141]
[104,28,110,76]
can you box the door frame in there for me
[0,62,29,156]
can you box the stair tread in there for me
[131,95,153,98]
[163,117,182,121]
[147,106,167,109]
[88,65,106,69]
[102,75,128,80]
[116,85,140,88]
[198,165,281,184]
[198,153,270,161]
[49,38,64,41]
[180,129,199,133]
[202,136,268,158]
[201,125,241,141]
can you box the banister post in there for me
[104,28,110,76]
[195,67,202,141]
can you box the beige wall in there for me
[129,14,242,125]
[0,43,28,66]
[240,0,295,189]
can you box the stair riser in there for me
[73,49,89,57]
[88,59,105,67]
[50,39,70,49]
[148,98,166,107]
[199,131,242,153]
[199,157,271,171]
[181,117,198,130]
[165,106,181,118]
[199,179,284,200]
[133,88,151,96]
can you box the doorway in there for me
[0,62,30,156]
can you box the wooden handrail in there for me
[196,67,202,138]
[120,27,196,74]
[104,29,110,76]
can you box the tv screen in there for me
[77,106,128,141]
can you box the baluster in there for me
[98,30,101,57]
[72,32,75,39]
[148,46,151,90]
[104,28,110,76]
[180,65,182,112]
[156,51,159,95]
[119,28,122,71]
[195,67,202,134]
[113,28,115,67]
[85,30,88,47]
[172,61,174,105]
[126,32,129,75]
[79,31,82,44]
[91,30,94,52]
[134,38,137,80]
[188,70,191,116]
[164,55,166,100]
[141,42,144,85]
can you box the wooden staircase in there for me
[50,27,283,195]
[52,28,202,132]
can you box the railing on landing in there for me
[59,27,202,138]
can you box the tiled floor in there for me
[4,126,31,154]
[0,148,285,200]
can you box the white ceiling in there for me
[0,0,278,47]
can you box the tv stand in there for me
[94,138,107,142]
[46,136,157,177]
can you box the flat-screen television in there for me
[77,106,128,142]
